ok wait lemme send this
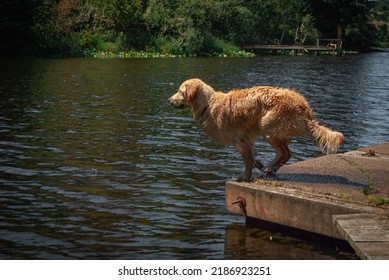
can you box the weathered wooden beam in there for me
[241,44,335,51]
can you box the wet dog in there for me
[169,78,344,181]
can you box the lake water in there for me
[0,53,388,259]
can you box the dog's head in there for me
[168,79,203,109]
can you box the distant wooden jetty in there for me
[242,26,344,56]
[241,38,343,56]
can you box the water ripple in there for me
[1,55,386,259]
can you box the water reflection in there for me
[224,224,354,260]
[0,53,388,259]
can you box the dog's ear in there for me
[184,82,200,103]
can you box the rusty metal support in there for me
[231,196,247,216]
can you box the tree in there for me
[210,0,256,44]
[106,0,146,49]
[373,0,389,21]
[0,0,40,55]
[0,0,382,56]
[309,0,375,51]
[370,0,389,47]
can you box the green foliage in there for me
[373,0,389,21]
[1,0,387,56]
[368,196,389,206]
[308,0,376,52]
[375,24,389,47]
[336,192,353,200]
[144,0,212,55]
[0,0,40,55]
[210,0,257,44]
[372,0,389,47]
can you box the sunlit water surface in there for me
[0,53,388,259]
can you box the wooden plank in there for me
[241,44,335,51]
[333,214,389,259]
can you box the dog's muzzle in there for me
[168,97,185,108]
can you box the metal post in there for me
[337,26,343,56]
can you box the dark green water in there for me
[0,54,388,259]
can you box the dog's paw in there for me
[237,176,252,182]
[260,167,279,179]
[254,160,264,170]
[261,166,273,173]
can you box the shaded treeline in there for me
[1,0,388,57]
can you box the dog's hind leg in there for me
[254,159,264,170]
[262,137,291,174]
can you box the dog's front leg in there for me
[235,142,256,182]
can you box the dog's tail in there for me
[308,121,344,154]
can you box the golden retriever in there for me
[169,78,344,181]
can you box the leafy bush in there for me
[2,0,384,56]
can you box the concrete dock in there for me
[225,143,389,259]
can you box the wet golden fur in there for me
[169,78,344,181]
